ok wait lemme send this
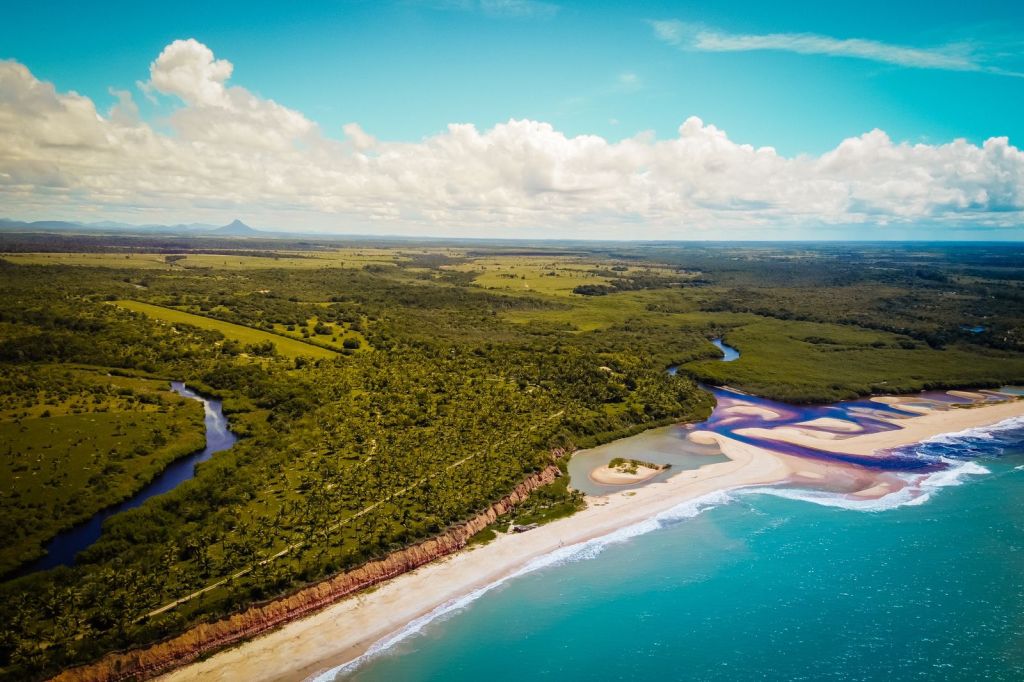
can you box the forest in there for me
[2,236,1024,680]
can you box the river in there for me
[11,382,235,576]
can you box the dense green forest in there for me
[2,237,1024,679]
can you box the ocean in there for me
[325,416,1024,682]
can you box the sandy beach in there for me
[739,397,1024,456]
[159,395,1024,682]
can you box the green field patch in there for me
[114,301,337,359]
[271,316,370,353]
[444,255,680,298]
[1,249,409,270]
[503,290,674,331]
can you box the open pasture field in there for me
[445,255,687,297]
[681,314,1024,402]
[114,300,338,359]
[0,249,410,270]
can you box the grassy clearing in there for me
[114,301,337,359]
[503,290,673,331]
[445,255,680,297]
[1,249,408,270]
[502,285,1024,402]
[270,316,370,353]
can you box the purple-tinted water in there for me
[697,386,963,472]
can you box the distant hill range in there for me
[0,217,267,237]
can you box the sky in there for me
[1,0,1023,239]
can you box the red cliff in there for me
[52,464,562,682]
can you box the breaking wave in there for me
[739,459,989,512]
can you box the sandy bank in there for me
[589,463,663,485]
[739,397,1024,456]
[722,405,782,420]
[797,417,862,433]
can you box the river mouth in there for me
[7,382,236,578]
[568,424,729,496]
[572,337,740,495]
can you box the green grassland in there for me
[114,300,338,359]
[0,367,205,574]
[443,255,688,297]
[269,315,370,353]
[2,239,1024,680]
[0,249,412,270]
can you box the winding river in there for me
[711,337,740,361]
[12,382,236,577]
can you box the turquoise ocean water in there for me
[324,422,1024,682]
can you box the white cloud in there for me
[0,42,1022,237]
[651,20,1023,78]
[149,39,234,106]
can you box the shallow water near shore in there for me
[329,420,1024,682]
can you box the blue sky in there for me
[1,1,1023,238]
[5,0,1021,153]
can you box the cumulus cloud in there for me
[0,41,1022,236]
[651,20,1024,78]
[149,39,233,106]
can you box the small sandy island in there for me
[160,394,1024,682]
[722,405,782,420]
[589,459,667,485]
[797,417,862,433]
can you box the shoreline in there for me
[737,397,1024,455]
[159,395,1024,682]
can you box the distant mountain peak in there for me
[214,219,260,235]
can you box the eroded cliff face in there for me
[52,465,562,682]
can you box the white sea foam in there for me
[739,458,989,512]
[307,490,732,681]
[736,485,928,511]
[914,415,1024,446]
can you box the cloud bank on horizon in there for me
[1,38,1022,238]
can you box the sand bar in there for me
[797,417,862,433]
[589,463,664,485]
[738,397,1024,455]
[723,405,782,420]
